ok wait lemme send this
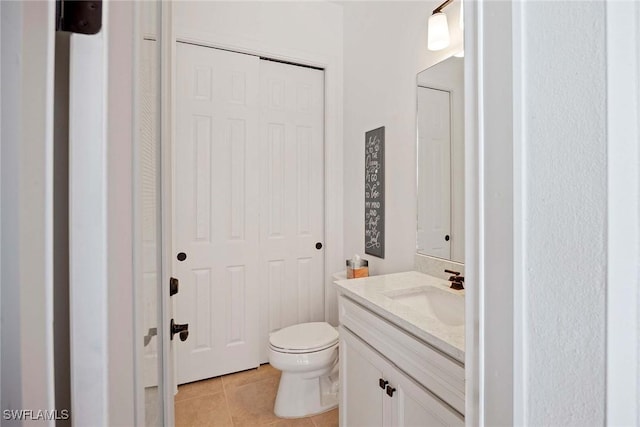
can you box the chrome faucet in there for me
[445,269,464,290]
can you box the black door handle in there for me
[315,242,323,250]
[170,319,189,342]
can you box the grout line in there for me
[174,379,225,404]
[174,394,211,405]
[221,376,234,426]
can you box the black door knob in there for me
[170,319,189,342]
[177,252,187,261]
[315,242,323,250]
[445,235,450,241]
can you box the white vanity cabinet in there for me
[338,294,464,427]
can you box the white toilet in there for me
[268,321,339,418]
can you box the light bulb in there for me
[428,12,450,51]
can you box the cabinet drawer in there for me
[339,295,465,415]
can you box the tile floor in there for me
[175,364,339,427]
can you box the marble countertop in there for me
[334,271,465,362]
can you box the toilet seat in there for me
[269,322,338,354]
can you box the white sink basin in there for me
[384,286,464,327]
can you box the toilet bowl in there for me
[268,322,339,418]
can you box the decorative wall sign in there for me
[365,126,385,258]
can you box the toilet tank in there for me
[326,271,346,326]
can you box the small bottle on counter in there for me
[346,254,369,279]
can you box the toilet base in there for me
[274,370,338,418]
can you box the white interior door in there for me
[258,59,325,362]
[140,37,160,390]
[136,34,167,425]
[174,42,261,384]
[417,86,451,259]
[134,1,173,424]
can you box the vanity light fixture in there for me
[427,0,454,51]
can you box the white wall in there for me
[174,1,343,62]
[1,2,56,422]
[473,1,614,424]
[107,2,136,424]
[173,1,344,324]
[521,2,607,423]
[476,1,515,424]
[69,2,136,424]
[0,1,23,414]
[606,2,640,424]
[342,1,463,275]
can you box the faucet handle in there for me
[445,270,464,289]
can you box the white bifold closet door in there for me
[174,42,324,384]
[417,86,451,259]
[258,59,325,363]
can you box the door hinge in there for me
[56,0,102,35]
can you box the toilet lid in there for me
[269,322,338,352]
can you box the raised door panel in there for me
[340,327,385,427]
[388,365,464,427]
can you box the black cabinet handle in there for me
[386,385,396,397]
[378,378,388,389]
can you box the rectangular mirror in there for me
[416,55,464,263]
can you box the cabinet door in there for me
[387,367,464,427]
[340,328,385,427]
